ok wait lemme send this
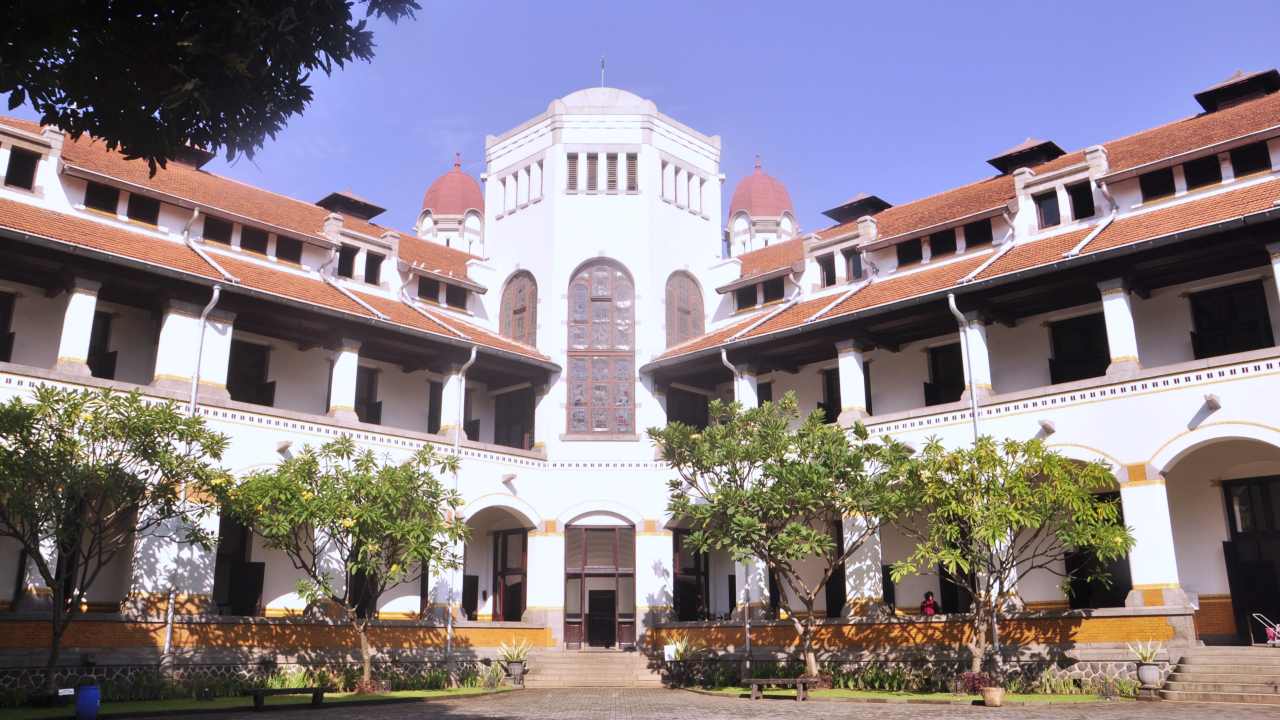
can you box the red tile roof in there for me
[728,161,794,219]
[736,238,804,280]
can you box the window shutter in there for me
[566,154,578,192]
[606,153,618,192]
[626,153,638,191]
[565,527,584,571]
[586,153,598,192]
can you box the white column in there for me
[327,338,361,421]
[1268,242,1280,296]
[842,516,885,616]
[636,522,674,644]
[1098,278,1142,378]
[736,557,770,619]
[151,299,234,401]
[834,340,868,422]
[732,363,758,406]
[127,506,221,616]
[959,312,994,401]
[1119,464,1187,608]
[526,521,565,641]
[53,278,101,375]
[436,364,468,441]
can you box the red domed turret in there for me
[421,153,484,216]
[728,156,794,219]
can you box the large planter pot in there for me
[980,686,1005,707]
[1136,662,1162,688]
[507,660,525,686]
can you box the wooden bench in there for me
[245,687,325,711]
[748,676,818,700]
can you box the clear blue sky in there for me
[12,1,1280,232]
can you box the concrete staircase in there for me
[521,649,664,688]
[1160,646,1280,704]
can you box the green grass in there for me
[5,686,507,719]
[702,686,1123,703]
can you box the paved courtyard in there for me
[165,688,1280,719]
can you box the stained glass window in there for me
[567,260,635,434]
[664,272,704,348]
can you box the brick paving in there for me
[163,688,1280,719]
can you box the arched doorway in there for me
[564,513,635,649]
[462,506,532,622]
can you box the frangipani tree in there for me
[220,436,467,689]
[650,393,917,677]
[891,436,1134,674]
[0,387,227,690]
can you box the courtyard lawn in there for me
[700,686,1124,703]
[5,686,509,719]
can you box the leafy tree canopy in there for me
[0,1,420,171]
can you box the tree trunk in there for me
[790,606,820,678]
[968,604,988,674]
[45,609,68,694]
[356,621,373,689]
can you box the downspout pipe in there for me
[718,348,751,670]
[446,345,477,681]
[946,293,980,446]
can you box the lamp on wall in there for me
[1037,419,1056,436]
[276,440,293,457]
[502,473,516,490]
[1203,393,1222,411]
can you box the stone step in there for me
[1169,672,1280,684]
[1179,654,1280,666]
[1165,680,1280,694]
[1160,689,1280,705]
[1175,663,1280,676]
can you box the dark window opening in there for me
[355,366,381,424]
[1065,492,1131,609]
[863,360,873,416]
[924,343,964,406]
[203,217,232,245]
[767,570,781,618]
[494,386,535,450]
[817,253,836,287]
[275,236,303,264]
[418,276,440,302]
[337,245,358,278]
[364,251,384,285]
[1184,155,1223,190]
[963,219,993,248]
[896,238,923,267]
[86,311,116,380]
[939,565,973,614]
[4,147,39,190]
[881,565,896,611]
[1049,313,1110,384]
[762,277,785,303]
[1033,190,1060,228]
[1222,476,1280,643]
[673,530,710,621]
[819,367,840,423]
[445,284,468,310]
[756,380,773,407]
[239,227,268,255]
[825,522,846,618]
[734,285,756,310]
[226,340,275,406]
[929,229,957,258]
[83,182,120,214]
[1139,168,1176,202]
[126,193,160,225]
[491,529,528,622]
[1066,181,1095,221]
[1190,280,1275,359]
[844,248,863,280]
[667,387,709,429]
[427,380,443,434]
[0,292,15,362]
[211,514,263,616]
[1230,141,1272,178]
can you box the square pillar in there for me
[151,299,234,401]
[1119,464,1187,608]
[53,278,101,375]
[1268,242,1280,296]
[842,516,887,617]
[327,338,361,422]
[735,557,770,620]
[834,340,868,423]
[732,364,758,406]
[437,364,467,441]
[959,312,994,402]
[636,520,674,642]
[1098,278,1142,378]
[526,521,565,641]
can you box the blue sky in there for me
[12,1,1280,232]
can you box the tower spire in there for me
[600,56,606,88]
[453,152,461,169]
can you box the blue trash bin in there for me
[74,677,99,720]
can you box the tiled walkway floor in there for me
[163,688,1280,719]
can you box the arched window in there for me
[567,259,634,435]
[499,271,538,347]
[665,271,704,348]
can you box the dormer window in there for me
[364,251,384,285]
[1184,155,1223,190]
[1139,168,1176,202]
[84,182,119,214]
[4,147,39,190]
[239,227,268,254]
[843,248,864,281]
[1066,181,1095,221]
[964,219,993,248]
[896,238,923,267]
[337,245,358,278]
[445,284,468,310]
[1230,141,1272,178]
[762,277,784,303]
[275,236,303,264]
[735,286,756,310]
[417,277,440,302]
[126,193,160,226]
[817,253,836,287]
[929,229,957,258]
[203,217,232,244]
[1033,190,1060,229]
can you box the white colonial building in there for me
[1,72,1280,673]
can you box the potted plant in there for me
[1128,640,1164,689]
[498,638,532,686]
[980,685,1005,707]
